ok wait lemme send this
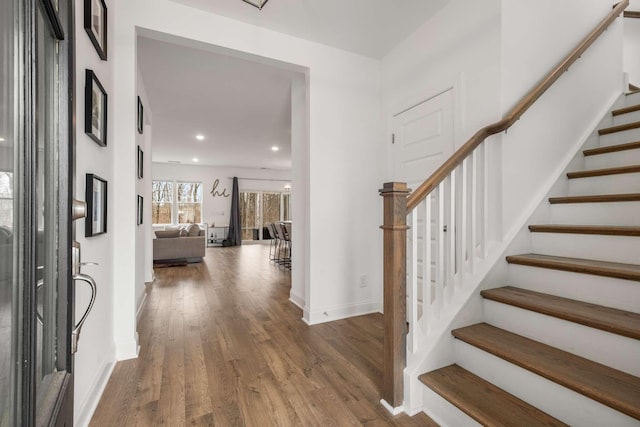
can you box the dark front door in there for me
[1,0,75,425]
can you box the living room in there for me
[139,35,296,262]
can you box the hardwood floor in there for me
[90,245,437,426]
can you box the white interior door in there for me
[392,89,454,189]
[392,89,455,314]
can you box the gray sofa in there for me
[153,224,205,262]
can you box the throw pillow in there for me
[155,230,180,238]
[187,223,201,236]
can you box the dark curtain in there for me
[227,177,241,246]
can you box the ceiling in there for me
[142,1,449,170]
[138,36,301,169]
[171,0,449,59]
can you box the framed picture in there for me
[85,69,107,146]
[85,174,107,237]
[84,0,107,60]
[137,145,144,179]
[137,195,144,226]
[137,96,144,134]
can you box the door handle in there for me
[71,272,97,354]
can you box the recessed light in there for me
[0,137,5,142]
[271,146,279,152]
[192,158,199,162]
[196,134,205,141]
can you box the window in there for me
[177,181,202,224]
[152,180,203,225]
[152,180,173,224]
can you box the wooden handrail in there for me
[407,0,629,211]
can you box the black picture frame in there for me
[85,174,108,237]
[137,96,144,134]
[85,69,107,146]
[137,145,144,179]
[137,195,144,226]
[84,0,107,60]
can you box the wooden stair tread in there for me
[624,11,640,19]
[549,193,640,204]
[506,253,640,281]
[419,364,568,427]
[583,140,640,156]
[481,286,640,339]
[452,323,640,420]
[566,164,640,179]
[598,121,640,135]
[528,224,640,236]
[612,104,640,117]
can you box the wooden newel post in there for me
[379,182,410,409]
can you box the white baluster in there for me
[408,209,418,354]
[471,150,478,272]
[435,182,445,319]
[422,194,432,335]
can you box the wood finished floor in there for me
[90,245,437,426]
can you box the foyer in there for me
[89,245,437,426]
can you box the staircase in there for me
[418,91,640,426]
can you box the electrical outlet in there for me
[359,275,368,288]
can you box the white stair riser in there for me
[584,148,640,169]
[530,233,640,265]
[507,264,640,313]
[454,341,640,427]
[625,91,640,106]
[549,201,640,226]
[598,127,640,147]
[422,386,482,427]
[483,300,640,376]
[567,173,640,196]
[613,110,640,126]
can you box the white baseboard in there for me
[305,300,382,325]
[289,291,305,310]
[380,399,405,415]
[74,356,116,427]
[136,289,148,321]
[115,333,139,361]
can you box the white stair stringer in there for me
[567,171,640,195]
[454,340,640,427]
[483,299,640,376]
[530,232,640,265]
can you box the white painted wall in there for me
[382,0,502,156]
[135,71,152,312]
[151,162,291,228]
[624,0,640,85]
[73,0,116,425]
[500,0,624,235]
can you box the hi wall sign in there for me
[210,179,230,198]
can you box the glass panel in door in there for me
[240,192,259,241]
[34,2,63,418]
[262,192,281,240]
[0,0,17,423]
